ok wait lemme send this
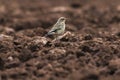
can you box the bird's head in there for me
[57,17,66,23]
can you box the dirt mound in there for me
[0,0,120,80]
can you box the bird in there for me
[45,17,66,39]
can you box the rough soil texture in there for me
[0,0,120,80]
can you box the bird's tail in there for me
[44,31,55,37]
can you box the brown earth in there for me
[0,0,120,80]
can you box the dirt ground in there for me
[0,0,120,80]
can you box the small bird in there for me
[45,17,66,38]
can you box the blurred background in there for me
[0,0,120,37]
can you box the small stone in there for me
[49,48,66,54]
[5,27,15,34]
[8,56,14,61]
[0,34,13,41]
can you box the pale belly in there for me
[57,25,65,34]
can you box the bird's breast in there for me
[57,23,65,34]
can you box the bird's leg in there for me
[52,34,58,42]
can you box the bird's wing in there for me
[48,23,61,33]
[49,27,61,34]
[52,23,61,30]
